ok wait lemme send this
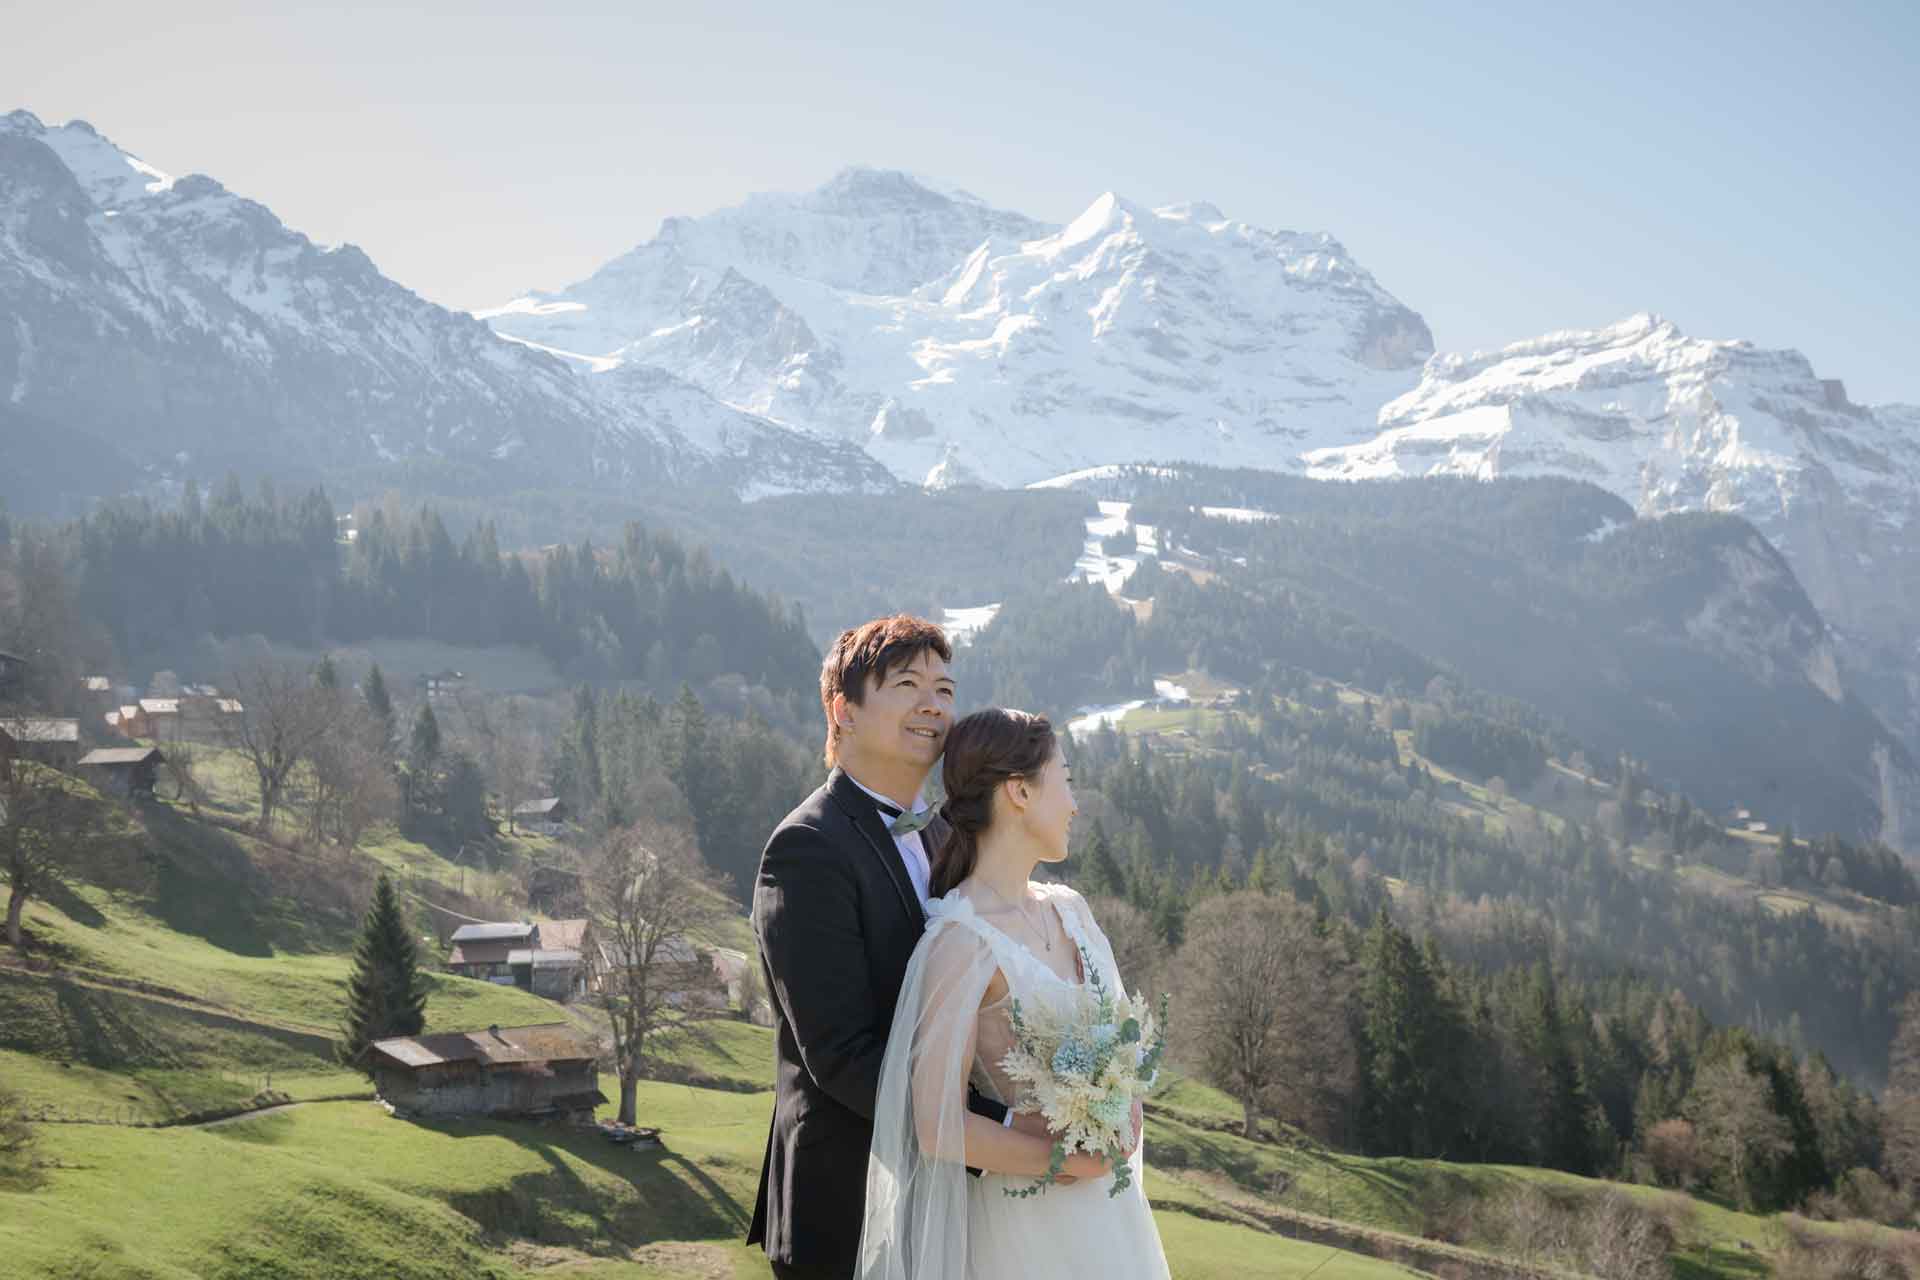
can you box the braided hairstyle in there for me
[930,708,1057,899]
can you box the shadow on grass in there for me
[37,878,108,930]
[430,1122,749,1254]
[142,806,279,957]
[52,980,173,1067]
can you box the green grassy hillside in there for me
[7,768,1885,1278]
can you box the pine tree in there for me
[1359,910,1455,1157]
[1077,821,1129,899]
[364,663,394,744]
[340,874,428,1073]
[410,703,441,766]
[1529,967,1596,1174]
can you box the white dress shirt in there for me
[847,774,933,909]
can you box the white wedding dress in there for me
[858,882,1172,1280]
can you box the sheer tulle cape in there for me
[857,897,1001,1280]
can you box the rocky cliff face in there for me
[1303,314,1920,768]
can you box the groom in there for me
[748,615,1011,1279]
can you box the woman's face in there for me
[1014,745,1076,863]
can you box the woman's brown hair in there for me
[930,708,1057,898]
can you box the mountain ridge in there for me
[0,110,896,507]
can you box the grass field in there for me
[3,1081,1443,1280]
[0,745,1838,1279]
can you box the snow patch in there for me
[1200,505,1281,523]
[1067,699,1147,740]
[941,603,1001,647]
[473,296,590,321]
[493,330,624,373]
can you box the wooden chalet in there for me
[512,797,569,833]
[448,920,591,1001]
[0,718,81,770]
[366,1023,605,1121]
[77,746,165,797]
[446,921,536,983]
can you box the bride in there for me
[858,708,1172,1279]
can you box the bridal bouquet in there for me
[998,945,1168,1198]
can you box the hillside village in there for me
[8,559,1920,1280]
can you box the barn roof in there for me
[507,948,581,969]
[537,919,590,952]
[449,922,536,943]
[0,718,79,742]
[368,1023,598,1069]
[78,747,165,766]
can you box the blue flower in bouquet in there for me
[1089,1091,1130,1132]
[1051,1034,1097,1079]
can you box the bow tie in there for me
[875,798,937,837]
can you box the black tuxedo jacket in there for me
[747,767,1003,1269]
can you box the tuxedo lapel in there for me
[827,768,921,924]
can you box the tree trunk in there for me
[619,1067,639,1127]
[1242,1097,1259,1141]
[257,773,276,831]
[5,885,26,949]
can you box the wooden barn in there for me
[76,746,165,797]
[366,1023,605,1121]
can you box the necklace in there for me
[978,880,1052,952]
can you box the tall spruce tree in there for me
[1077,821,1130,899]
[410,703,442,766]
[364,663,395,745]
[1358,910,1454,1157]
[1529,966,1597,1174]
[341,874,428,1073]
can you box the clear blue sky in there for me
[6,1,1916,403]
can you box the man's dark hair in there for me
[819,615,953,767]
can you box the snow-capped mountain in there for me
[1301,314,1920,748]
[483,171,1433,488]
[0,110,892,502]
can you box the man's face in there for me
[839,649,954,773]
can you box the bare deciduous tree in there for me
[2,763,115,948]
[587,820,731,1126]
[160,738,207,814]
[1882,992,1920,1192]
[308,701,397,852]
[229,660,344,832]
[1686,1057,1793,1209]
[1177,891,1357,1140]
[456,690,543,834]
[1644,1116,1704,1189]
[1084,893,1166,1000]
